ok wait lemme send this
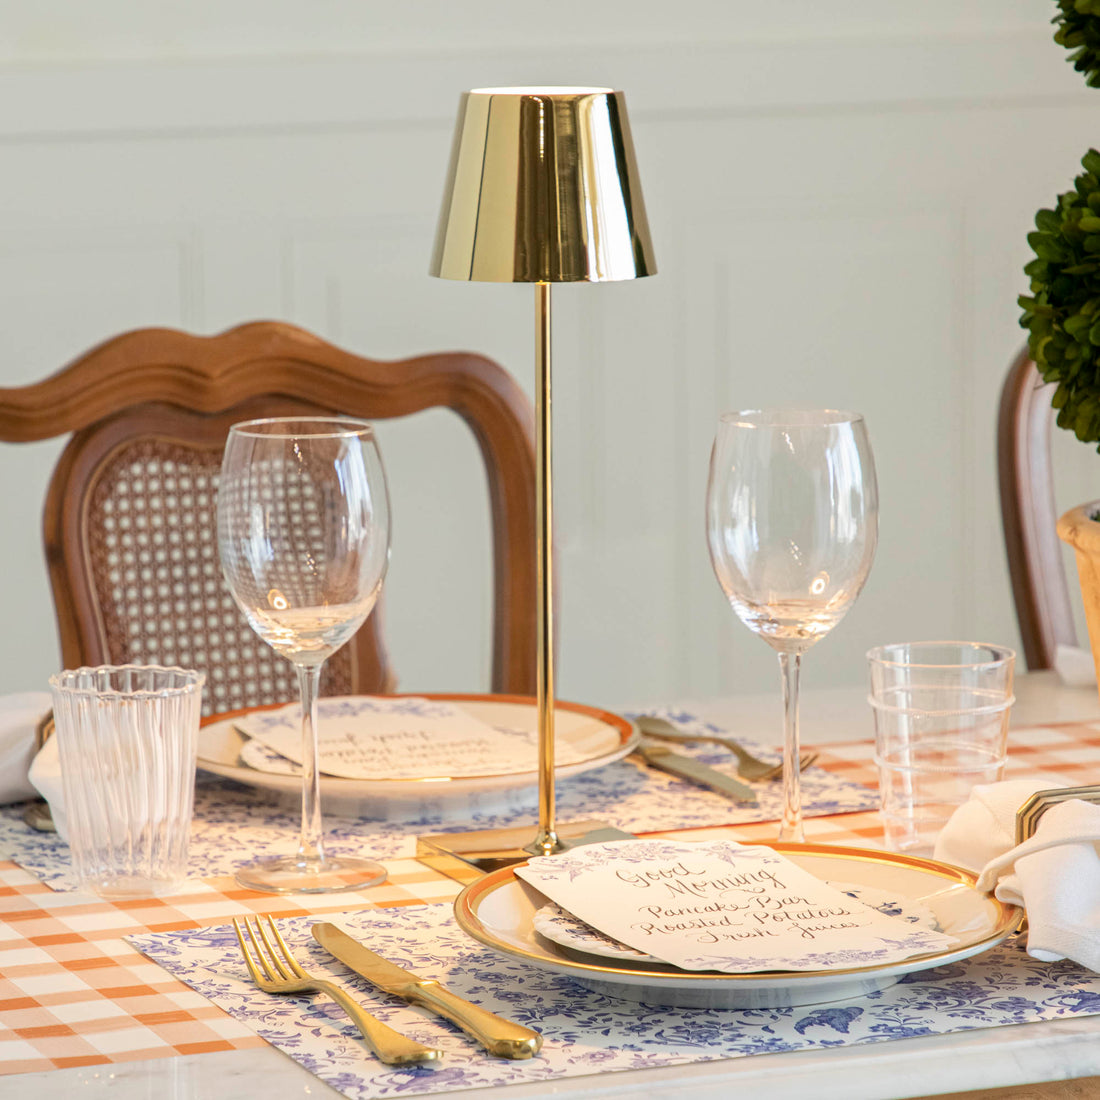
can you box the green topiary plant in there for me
[1019,149,1100,448]
[1020,5,1100,449]
[1030,6,1100,667]
[1054,0,1100,87]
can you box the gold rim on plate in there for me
[196,692,638,798]
[454,841,1023,1009]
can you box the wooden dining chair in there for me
[997,346,1078,669]
[0,321,537,714]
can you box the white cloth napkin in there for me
[27,733,67,839]
[0,692,51,805]
[934,780,1100,972]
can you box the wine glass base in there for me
[235,854,388,894]
[776,823,806,845]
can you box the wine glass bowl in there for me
[217,417,390,893]
[706,409,877,840]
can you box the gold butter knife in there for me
[631,742,759,804]
[311,923,543,1059]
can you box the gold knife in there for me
[631,742,758,804]
[311,923,543,1059]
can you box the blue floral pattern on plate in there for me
[0,710,878,890]
[127,903,1100,1100]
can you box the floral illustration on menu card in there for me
[516,840,957,973]
[234,695,591,779]
[532,882,940,962]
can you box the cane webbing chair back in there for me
[997,346,1078,670]
[0,322,537,713]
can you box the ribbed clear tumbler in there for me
[48,664,204,898]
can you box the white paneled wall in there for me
[1,3,1097,736]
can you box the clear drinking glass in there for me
[868,641,1015,854]
[49,664,204,898]
[217,417,390,893]
[706,410,878,842]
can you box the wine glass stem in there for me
[777,649,805,844]
[296,663,326,868]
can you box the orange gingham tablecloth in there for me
[0,861,471,1074]
[0,719,1095,1076]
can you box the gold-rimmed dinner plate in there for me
[197,693,637,815]
[454,842,1023,1009]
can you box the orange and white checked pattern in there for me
[0,721,1094,1077]
[818,719,1100,790]
[0,859,467,1074]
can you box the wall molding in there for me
[0,30,1088,141]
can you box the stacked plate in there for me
[196,693,638,816]
[455,843,1022,1009]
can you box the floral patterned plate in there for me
[456,842,1021,1009]
[531,880,940,963]
[197,693,637,811]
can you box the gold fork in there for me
[233,916,444,1065]
[635,716,819,782]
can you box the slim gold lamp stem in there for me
[532,280,559,856]
[424,86,655,873]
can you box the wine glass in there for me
[217,416,390,893]
[705,410,877,842]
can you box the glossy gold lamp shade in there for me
[430,87,656,284]
[428,87,654,863]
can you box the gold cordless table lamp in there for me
[423,86,656,870]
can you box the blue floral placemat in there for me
[128,903,1100,1100]
[0,710,878,889]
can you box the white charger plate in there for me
[197,693,637,815]
[455,842,1022,1009]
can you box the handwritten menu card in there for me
[236,695,590,780]
[516,839,957,972]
